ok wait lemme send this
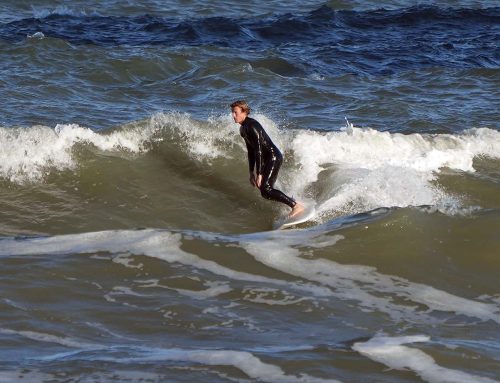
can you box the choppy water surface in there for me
[0,1,499,382]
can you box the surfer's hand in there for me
[249,173,257,187]
[256,174,262,188]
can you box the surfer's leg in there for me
[260,156,305,217]
[260,156,296,208]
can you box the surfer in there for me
[231,100,304,218]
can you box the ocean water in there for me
[0,1,499,382]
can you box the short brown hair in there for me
[230,100,251,114]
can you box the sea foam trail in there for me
[48,348,340,383]
[236,230,500,324]
[1,327,340,383]
[353,335,499,383]
[0,229,332,297]
[1,326,340,383]
[2,228,499,324]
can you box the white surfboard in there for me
[274,205,316,230]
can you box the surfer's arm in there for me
[245,140,256,174]
[249,124,263,175]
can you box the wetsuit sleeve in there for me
[249,124,263,175]
[245,140,255,173]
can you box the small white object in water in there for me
[27,32,45,39]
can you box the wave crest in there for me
[1,114,498,218]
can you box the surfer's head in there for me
[230,100,250,124]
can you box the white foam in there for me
[147,348,340,383]
[294,126,500,175]
[43,346,342,383]
[0,123,153,183]
[111,254,143,269]
[0,328,98,349]
[3,324,341,382]
[286,126,500,217]
[315,166,446,216]
[173,281,233,299]
[0,113,241,183]
[151,111,239,161]
[0,229,331,298]
[133,277,232,299]
[108,286,150,298]
[353,335,499,383]
[242,287,310,306]
[27,31,45,39]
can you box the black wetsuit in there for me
[240,117,296,208]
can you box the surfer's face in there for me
[232,106,247,124]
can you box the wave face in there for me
[1,113,499,235]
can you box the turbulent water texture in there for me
[0,1,499,382]
[1,3,499,130]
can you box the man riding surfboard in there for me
[231,100,304,219]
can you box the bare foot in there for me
[288,202,304,219]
